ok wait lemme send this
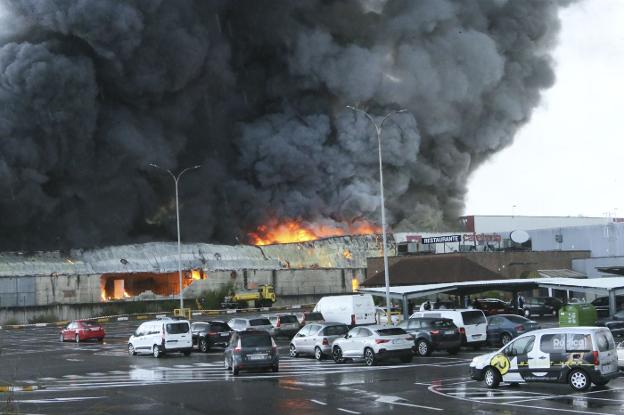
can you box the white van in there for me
[410,309,487,348]
[470,327,618,391]
[128,318,193,358]
[314,294,376,326]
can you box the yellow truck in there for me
[221,285,276,309]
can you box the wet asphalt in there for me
[1,315,624,415]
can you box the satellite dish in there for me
[510,230,530,244]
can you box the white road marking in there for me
[501,402,617,415]
[310,399,327,405]
[376,395,443,411]
[337,408,360,414]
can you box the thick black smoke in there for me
[0,0,569,250]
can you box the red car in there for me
[60,320,105,343]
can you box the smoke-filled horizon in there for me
[0,0,569,250]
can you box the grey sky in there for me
[465,0,624,218]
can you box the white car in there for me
[128,318,193,358]
[617,341,624,368]
[331,325,414,366]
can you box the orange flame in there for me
[248,219,381,246]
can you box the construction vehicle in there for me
[221,284,276,309]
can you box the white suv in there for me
[128,318,193,358]
[331,325,414,366]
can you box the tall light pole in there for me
[347,106,407,324]
[148,163,201,309]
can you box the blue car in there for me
[486,314,541,346]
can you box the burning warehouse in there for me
[0,235,387,318]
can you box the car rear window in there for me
[249,318,271,326]
[166,322,189,334]
[307,312,324,321]
[505,315,529,324]
[596,332,616,352]
[279,315,298,323]
[376,328,407,336]
[241,334,272,347]
[210,323,230,332]
[461,311,486,325]
[430,319,455,328]
[323,325,349,336]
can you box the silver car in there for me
[266,314,301,338]
[228,317,274,334]
[289,322,350,360]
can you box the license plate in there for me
[444,330,455,335]
[220,333,229,337]
[248,354,267,360]
[392,339,403,344]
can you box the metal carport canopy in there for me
[359,277,624,318]
[536,277,624,296]
[358,278,540,301]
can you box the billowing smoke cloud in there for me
[0,0,569,250]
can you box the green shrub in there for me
[2,318,20,326]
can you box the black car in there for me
[592,296,624,317]
[191,321,232,352]
[397,317,461,356]
[473,299,517,316]
[522,297,561,318]
[596,320,624,341]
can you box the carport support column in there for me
[402,296,409,321]
[609,290,617,317]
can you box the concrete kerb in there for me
[0,304,316,330]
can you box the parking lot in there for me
[1,315,624,415]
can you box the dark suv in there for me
[397,317,461,356]
[191,321,232,352]
[224,330,279,376]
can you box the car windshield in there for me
[462,311,486,325]
[279,315,298,323]
[166,323,189,334]
[377,328,407,336]
[249,318,271,326]
[80,321,98,327]
[241,334,272,347]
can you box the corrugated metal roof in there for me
[0,235,388,277]
[537,269,587,279]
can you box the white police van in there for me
[470,327,618,391]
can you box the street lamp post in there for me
[148,163,201,309]
[346,106,406,324]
